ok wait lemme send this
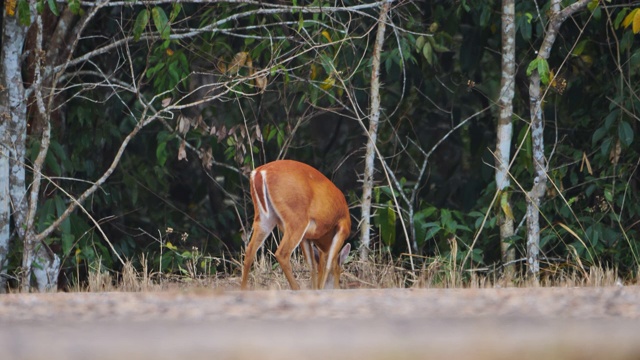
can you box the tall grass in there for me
[66,250,629,293]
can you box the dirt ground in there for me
[2,286,640,359]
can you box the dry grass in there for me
[69,248,633,293]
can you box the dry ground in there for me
[1,286,640,359]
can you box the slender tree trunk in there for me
[360,2,391,261]
[496,0,516,280]
[0,33,11,291]
[526,0,590,279]
[526,70,545,279]
[1,6,63,292]
[1,8,29,291]
[0,153,8,293]
[19,0,61,293]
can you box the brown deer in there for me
[241,160,351,290]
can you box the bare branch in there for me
[54,1,392,74]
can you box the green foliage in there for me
[412,205,488,267]
[527,57,550,85]
[151,7,170,41]
[46,0,59,16]
[145,46,189,93]
[157,232,216,277]
[133,9,150,41]
[17,0,30,26]
[9,1,640,289]
[68,0,82,15]
[373,186,398,248]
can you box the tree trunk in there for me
[527,68,545,279]
[1,9,30,292]
[0,153,8,293]
[496,0,516,280]
[360,2,391,261]
[18,0,62,293]
[526,0,590,279]
[1,6,63,292]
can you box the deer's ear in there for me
[338,243,351,265]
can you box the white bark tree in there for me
[1,5,31,292]
[496,0,516,279]
[360,1,391,261]
[526,0,590,278]
[0,151,7,293]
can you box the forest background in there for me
[1,0,639,292]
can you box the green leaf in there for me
[605,110,618,129]
[38,199,54,232]
[527,57,549,82]
[414,206,437,222]
[431,42,450,53]
[592,127,607,147]
[156,141,168,166]
[422,222,441,229]
[385,54,393,74]
[168,61,180,86]
[54,196,71,235]
[277,131,284,148]
[600,137,612,156]
[177,52,189,70]
[440,208,452,228]
[319,53,334,75]
[525,13,533,24]
[591,3,601,21]
[422,42,433,65]
[618,120,634,146]
[604,187,613,202]
[526,58,539,76]
[224,146,235,160]
[47,0,59,15]
[133,9,150,42]
[572,40,588,56]
[375,203,397,246]
[152,6,170,40]
[18,0,31,26]
[537,58,550,84]
[415,35,426,51]
[45,150,62,176]
[61,233,75,256]
[614,8,628,29]
[518,14,532,41]
[68,0,83,15]
[461,0,470,12]
[264,125,275,142]
[146,62,165,78]
[425,226,440,240]
[169,3,182,22]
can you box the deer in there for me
[240,160,351,290]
